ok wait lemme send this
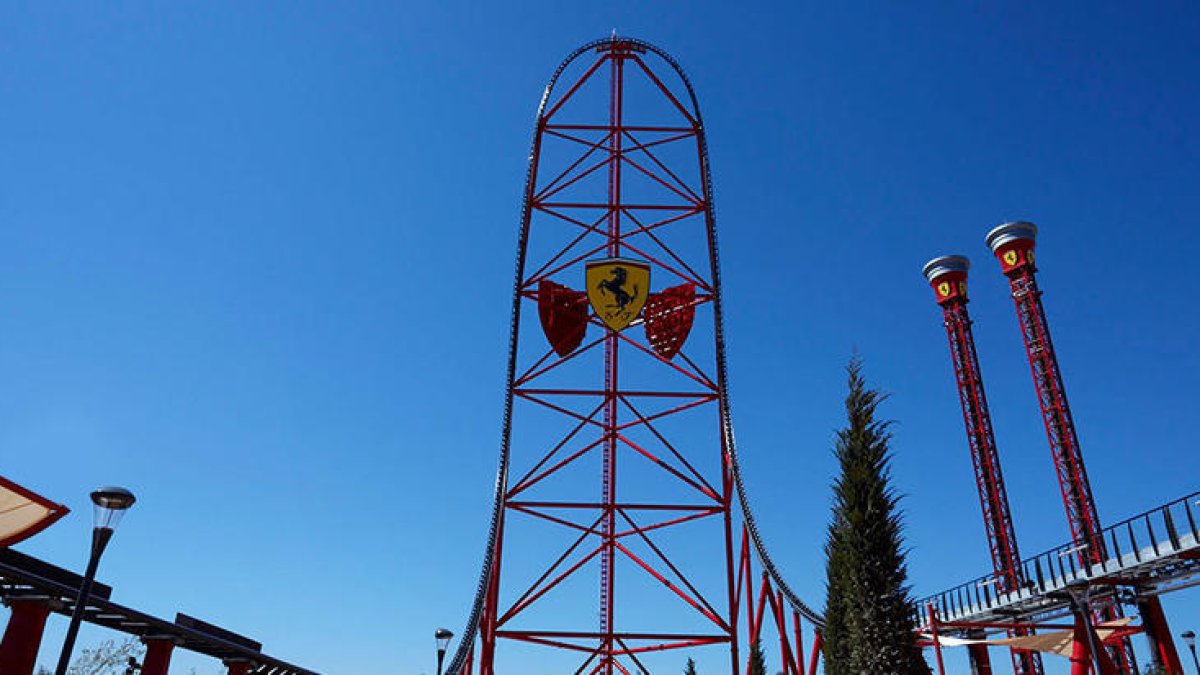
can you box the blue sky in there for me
[2,2,1198,673]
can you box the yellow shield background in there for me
[586,258,650,331]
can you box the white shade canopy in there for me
[0,476,69,547]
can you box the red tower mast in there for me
[922,255,1044,675]
[985,221,1136,673]
[985,223,1104,561]
[441,37,825,675]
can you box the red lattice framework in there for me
[923,258,1044,675]
[442,37,825,675]
[988,225,1137,674]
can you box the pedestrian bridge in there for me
[916,489,1200,627]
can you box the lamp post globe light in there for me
[435,627,454,675]
[54,486,137,675]
[1182,630,1198,674]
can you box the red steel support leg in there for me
[927,604,947,675]
[139,637,176,675]
[1070,597,1120,675]
[1090,625,1120,674]
[1071,612,1093,675]
[0,599,52,675]
[792,609,804,675]
[807,630,822,675]
[224,658,252,675]
[1138,595,1184,674]
[967,639,993,675]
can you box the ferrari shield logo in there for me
[586,258,650,331]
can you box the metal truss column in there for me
[0,598,52,675]
[923,255,1043,675]
[596,42,627,675]
[224,658,252,675]
[986,222,1103,568]
[1137,595,1184,674]
[140,636,177,675]
[986,221,1136,674]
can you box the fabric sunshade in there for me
[0,476,69,547]
[991,617,1134,657]
[926,617,1135,657]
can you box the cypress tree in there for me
[749,636,767,675]
[822,359,930,675]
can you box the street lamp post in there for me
[435,627,454,675]
[54,487,137,675]
[1182,630,1198,674]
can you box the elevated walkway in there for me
[916,490,1200,627]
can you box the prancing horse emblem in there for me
[586,258,650,332]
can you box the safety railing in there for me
[915,489,1200,625]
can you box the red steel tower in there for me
[985,223,1104,563]
[985,221,1136,673]
[440,37,824,675]
[922,255,1044,675]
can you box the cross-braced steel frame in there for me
[924,259,1044,675]
[988,226,1138,673]
[441,37,824,675]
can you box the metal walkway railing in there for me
[915,489,1200,626]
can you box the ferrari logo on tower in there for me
[587,258,650,331]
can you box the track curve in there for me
[443,37,822,675]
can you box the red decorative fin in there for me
[644,283,696,360]
[537,280,588,357]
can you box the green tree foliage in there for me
[683,656,698,675]
[749,636,767,675]
[822,360,931,675]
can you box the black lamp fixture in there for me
[435,627,454,675]
[54,486,137,675]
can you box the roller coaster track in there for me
[442,37,822,675]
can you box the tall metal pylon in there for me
[441,37,825,675]
[986,221,1137,674]
[922,255,1044,675]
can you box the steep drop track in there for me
[444,37,822,675]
